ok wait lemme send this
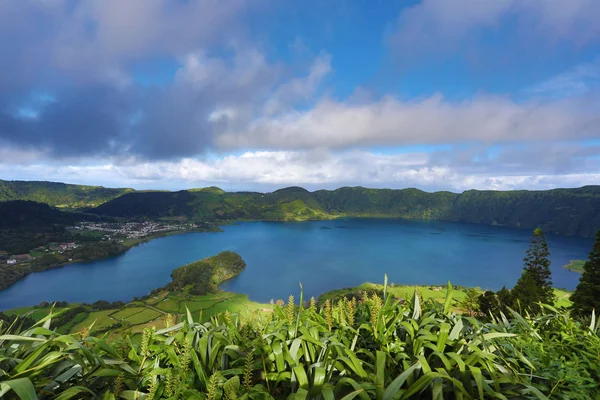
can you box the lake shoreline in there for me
[0,226,222,292]
[0,219,590,310]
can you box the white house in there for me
[7,259,17,265]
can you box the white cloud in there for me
[2,147,599,192]
[0,0,254,88]
[527,58,600,99]
[216,94,600,150]
[389,0,600,60]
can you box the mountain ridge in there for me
[1,180,599,238]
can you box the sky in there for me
[1,0,600,193]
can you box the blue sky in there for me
[0,0,599,192]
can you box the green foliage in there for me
[512,228,554,311]
[4,180,600,237]
[459,288,480,316]
[478,287,514,316]
[170,252,247,295]
[0,179,131,207]
[1,284,599,399]
[571,230,600,316]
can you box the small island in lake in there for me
[563,260,586,273]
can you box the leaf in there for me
[102,392,116,400]
[186,306,194,325]
[481,332,517,341]
[436,323,450,352]
[443,281,453,315]
[293,365,309,390]
[311,367,327,397]
[54,386,95,400]
[0,378,37,400]
[288,388,309,400]
[469,366,484,400]
[339,389,368,400]
[400,372,439,399]
[375,351,386,400]
[0,335,45,342]
[383,361,421,400]
[383,274,388,301]
[120,390,148,400]
[412,290,421,320]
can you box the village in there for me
[68,221,198,239]
[2,221,202,265]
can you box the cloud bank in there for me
[0,0,599,191]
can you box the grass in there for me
[555,288,573,308]
[124,309,161,325]
[71,310,117,333]
[3,306,37,317]
[58,311,89,334]
[563,259,586,273]
[2,284,576,338]
[111,306,147,320]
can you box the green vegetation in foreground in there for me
[1,281,599,399]
[563,260,586,273]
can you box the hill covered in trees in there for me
[2,180,600,238]
[0,179,132,208]
[0,200,105,254]
[91,185,600,238]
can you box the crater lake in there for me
[0,219,593,310]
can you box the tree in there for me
[571,230,600,316]
[496,286,513,314]
[461,288,480,316]
[512,228,554,311]
[478,290,498,315]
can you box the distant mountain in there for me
[89,184,600,238]
[2,179,599,238]
[0,179,132,208]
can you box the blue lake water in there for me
[0,219,593,310]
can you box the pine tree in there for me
[512,228,554,310]
[571,230,600,316]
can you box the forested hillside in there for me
[2,180,599,238]
[0,200,83,229]
[0,179,132,207]
[0,200,103,256]
[91,185,600,238]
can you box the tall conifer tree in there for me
[512,228,554,310]
[571,231,600,316]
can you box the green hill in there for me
[0,179,132,208]
[90,185,600,238]
[0,200,84,229]
[3,180,600,238]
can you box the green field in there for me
[111,306,148,320]
[124,309,161,325]
[71,310,117,332]
[3,282,575,338]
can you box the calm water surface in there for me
[0,219,592,310]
